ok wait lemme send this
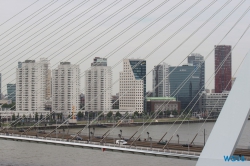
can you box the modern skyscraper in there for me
[52,62,80,116]
[188,53,205,91]
[119,59,146,114]
[7,84,16,102]
[169,64,201,111]
[85,57,112,112]
[152,62,170,97]
[16,59,51,112]
[215,45,232,93]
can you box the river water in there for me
[1,121,250,166]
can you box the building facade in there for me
[169,64,201,111]
[188,53,205,91]
[52,62,80,115]
[7,84,16,102]
[85,57,112,112]
[16,59,51,112]
[215,45,232,93]
[152,62,170,97]
[146,97,181,114]
[199,91,229,118]
[119,59,146,114]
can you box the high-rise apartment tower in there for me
[16,59,51,111]
[85,57,112,112]
[52,62,80,115]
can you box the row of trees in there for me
[10,112,64,122]
[75,110,179,121]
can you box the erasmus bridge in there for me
[0,0,250,165]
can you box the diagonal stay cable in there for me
[190,50,250,145]
[2,0,158,132]
[0,0,58,39]
[0,0,146,92]
[0,0,76,50]
[2,0,132,78]
[20,0,190,134]
[71,0,224,140]
[0,0,39,27]
[0,0,103,58]
[128,0,246,147]
[162,23,250,150]
[158,5,250,144]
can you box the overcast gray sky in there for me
[0,0,249,95]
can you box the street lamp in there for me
[56,119,57,138]
[149,137,152,150]
[177,134,179,144]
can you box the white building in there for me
[119,59,145,114]
[152,62,170,97]
[199,91,229,116]
[85,57,112,112]
[16,59,51,112]
[52,62,80,116]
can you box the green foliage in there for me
[12,113,16,121]
[115,111,122,118]
[107,111,113,118]
[133,111,139,117]
[77,111,84,119]
[35,112,38,121]
[2,103,16,110]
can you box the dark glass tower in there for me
[7,84,16,102]
[169,64,201,111]
[188,53,205,92]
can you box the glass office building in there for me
[188,53,205,91]
[169,64,201,111]
[7,84,16,102]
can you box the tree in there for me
[133,111,139,118]
[60,113,63,120]
[115,111,122,118]
[107,111,113,119]
[40,113,43,120]
[29,114,31,122]
[35,112,38,121]
[22,114,26,121]
[12,113,16,121]
[77,111,83,119]
[17,113,20,119]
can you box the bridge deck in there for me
[1,130,250,160]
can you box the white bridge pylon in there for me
[197,53,250,166]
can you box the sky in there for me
[0,0,249,95]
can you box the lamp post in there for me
[118,134,121,145]
[88,111,90,142]
[56,119,57,138]
[120,130,122,139]
[147,132,149,141]
[149,137,152,150]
